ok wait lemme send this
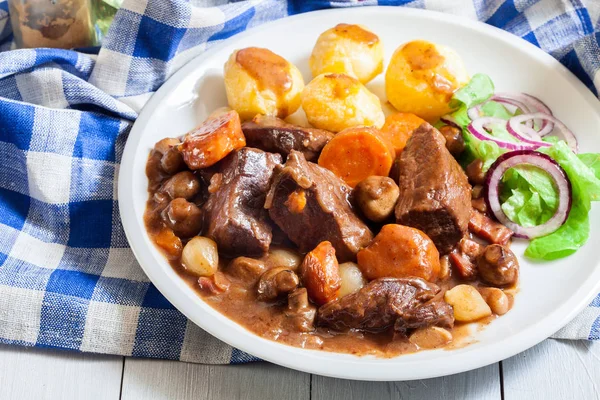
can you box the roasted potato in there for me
[309,23,384,84]
[224,47,304,120]
[409,326,453,349]
[444,285,492,322]
[301,73,385,132]
[385,40,469,121]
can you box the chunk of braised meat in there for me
[180,110,246,170]
[265,151,373,262]
[285,288,317,332]
[354,176,400,222]
[161,198,203,238]
[241,115,334,162]
[394,297,455,334]
[389,155,401,183]
[395,123,471,254]
[226,257,268,287]
[465,159,486,185]
[257,266,300,301]
[300,241,341,306]
[471,198,487,213]
[198,271,231,296]
[438,125,465,157]
[160,171,201,201]
[203,148,282,257]
[469,210,514,245]
[317,278,454,333]
[477,244,519,287]
[449,238,484,280]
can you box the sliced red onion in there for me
[485,150,572,239]
[508,113,578,153]
[467,93,533,127]
[468,117,538,151]
[506,117,550,147]
[520,93,554,135]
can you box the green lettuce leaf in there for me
[481,101,514,119]
[524,141,600,260]
[578,153,600,178]
[450,73,495,109]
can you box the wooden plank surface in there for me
[503,339,600,400]
[121,359,310,400]
[312,363,501,400]
[0,344,123,400]
[1,338,599,400]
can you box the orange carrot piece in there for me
[180,110,246,170]
[357,224,440,281]
[300,241,341,306]
[380,112,426,154]
[318,127,395,188]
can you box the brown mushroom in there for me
[257,266,300,302]
[354,176,400,222]
[477,244,519,287]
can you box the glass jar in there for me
[8,0,98,49]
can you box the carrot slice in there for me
[380,112,425,154]
[357,224,440,281]
[318,127,395,188]
[180,110,246,170]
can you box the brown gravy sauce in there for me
[401,40,458,97]
[144,151,515,358]
[325,73,360,99]
[236,47,293,96]
[333,23,379,46]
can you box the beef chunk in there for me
[241,115,334,162]
[265,151,373,262]
[317,277,454,333]
[394,298,455,333]
[395,123,471,254]
[203,148,282,257]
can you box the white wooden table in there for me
[0,339,598,399]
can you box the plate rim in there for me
[118,6,600,381]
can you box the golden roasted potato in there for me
[310,23,384,84]
[444,285,492,322]
[409,326,452,349]
[301,73,385,132]
[385,40,469,121]
[224,47,304,120]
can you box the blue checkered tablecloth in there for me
[0,0,598,364]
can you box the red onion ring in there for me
[507,113,578,153]
[468,117,538,151]
[521,93,554,136]
[467,93,534,127]
[485,150,572,239]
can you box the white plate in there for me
[119,7,600,381]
